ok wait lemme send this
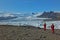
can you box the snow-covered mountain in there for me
[0,12,46,21]
[0,13,17,20]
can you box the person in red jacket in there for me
[51,24,54,33]
[44,23,46,31]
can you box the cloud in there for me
[0,11,3,13]
[16,13,22,14]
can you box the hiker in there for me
[51,24,54,33]
[44,23,46,31]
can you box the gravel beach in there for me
[0,25,60,40]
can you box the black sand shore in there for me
[0,25,60,40]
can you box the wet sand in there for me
[0,25,60,40]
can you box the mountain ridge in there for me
[37,11,60,21]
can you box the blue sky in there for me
[0,0,60,13]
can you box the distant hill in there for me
[37,11,60,20]
[0,16,17,20]
[0,13,17,20]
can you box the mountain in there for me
[0,16,17,20]
[0,13,17,20]
[37,11,60,20]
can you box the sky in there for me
[0,0,60,13]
